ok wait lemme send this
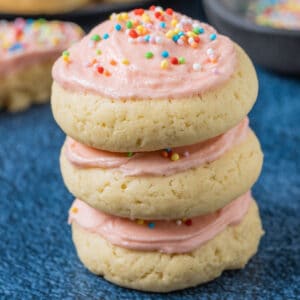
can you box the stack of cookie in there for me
[51,7,264,292]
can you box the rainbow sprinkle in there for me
[80,6,222,78]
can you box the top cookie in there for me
[52,6,258,152]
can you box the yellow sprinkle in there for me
[187,31,197,38]
[174,28,180,34]
[121,12,129,20]
[171,153,180,161]
[142,13,150,22]
[166,30,174,38]
[182,218,187,222]
[122,59,130,65]
[136,219,144,225]
[160,60,168,69]
[63,56,70,63]
[171,19,178,27]
[136,25,145,35]
[116,14,123,21]
[71,207,78,214]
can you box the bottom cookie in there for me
[71,200,263,292]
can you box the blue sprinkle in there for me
[165,148,172,153]
[160,22,166,29]
[26,19,34,25]
[178,31,185,37]
[8,43,23,53]
[161,50,169,58]
[115,24,122,31]
[148,222,155,229]
[199,27,205,34]
[103,33,110,40]
[172,35,180,42]
[144,35,151,42]
[210,33,217,41]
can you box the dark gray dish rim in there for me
[204,0,300,38]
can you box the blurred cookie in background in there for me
[0,0,92,14]
[0,19,83,112]
[248,0,300,30]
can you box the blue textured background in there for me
[0,2,300,299]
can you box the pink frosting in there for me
[65,118,249,176]
[69,191,252,253]
[0,19,83,76]
[52,8,237,99]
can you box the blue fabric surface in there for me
[0,67,299,299]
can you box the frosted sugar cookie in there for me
[69,193,264,292]
[0,19,83,112]
[52,7,258,152]
[60,119,263,220]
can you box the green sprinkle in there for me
[126,21,133,29]
[96,49,102,55]
[37,18,46,24]
[91,34,101,42]
[62,50,70,57]
[179,57,186,64]
[193,27,204,34]
[145,51,154,59]
[127,152,134,157]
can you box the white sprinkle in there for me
[188,37,194,45]
[176,23,183,30]
[155,36,163,44]
[88,41,95,48]
[150,36,156,44]
[128,37,134,43]
[177,38,184,45]
[176,220,182,226]
[193,63,202,71]
[207,48,214,56]
[137,36,144,43]
[192,22,199,29]
[155,6,163,12]
[181,18,188,25]
[146,23,153,29]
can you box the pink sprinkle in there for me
[183,151,190,157]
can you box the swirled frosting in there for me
[52,7,237,99]
[69,192,252,253]
[65,118,249,176]
[0,18,83,76]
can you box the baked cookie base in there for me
[0,61,54,112]
[71,200,263,292]
[61,130,263,220]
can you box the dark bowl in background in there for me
[203,0,300,74]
